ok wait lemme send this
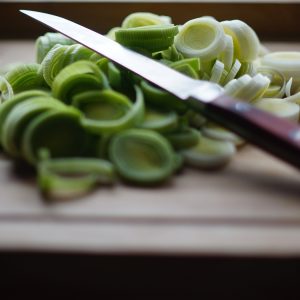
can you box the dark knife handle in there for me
[188,95,300,169]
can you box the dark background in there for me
[1,1,300,40]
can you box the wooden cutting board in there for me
[0,41,300,256]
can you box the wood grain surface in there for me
[1,41,300,256]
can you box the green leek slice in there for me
[42,44,100,87]
[140,108,178,133]
[76,85,144,134]
[1,97,66,157]
[184,110,207,128]
[170,58,200,79]
[115,24,179,53]
[174,17,226,61]
[0,90,50,138]
[202,123,244,146]
[22,108,89,164]
[165,127,201,150]
[0,76,14,102]
[38,150,115,199]
[181,136,236,169]
[155,45,184,62]
[63,44,96,65]
[52,60,109,104]
[109,128,175,184]
[140,80,187,113]
[107,62,122,90]
[2,63,46,95]
[36,32,74,64]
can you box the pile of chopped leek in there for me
[1,12,300,199]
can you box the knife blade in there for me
[20,10,300,169]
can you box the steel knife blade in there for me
[20,10,300,169]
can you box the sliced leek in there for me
[52,60,109,104]
[174,17,226,61]
[1,96,66,157]
[0,90,50,138]
[0,76,14,102]
[38,150,115,199]
[76,85,144,134]
[202,123,244,146]
[41,44,100,87]
[122,12,172,28]
[260,52,300,93]
[181,136,236,169]
[257,67,286,99]
[224,73,270,102]
[36,32,74,64]
[284,91,300,105]
[210,60,224,84]
[2,64,46,95]
[140,108,178,133]
[165,127,201,149]
[22,108,90,164]
[115,24,179,53]
[254,98,300,122]
[109,128,175,184]
[170,58,200,79]
[221,19,260,62]
[222,59,241,85]
[140,80,187,113]
[218,34,234,70]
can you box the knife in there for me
[20,10,300,169]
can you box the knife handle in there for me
[188,95,300,169]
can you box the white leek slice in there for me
[257,67,286,98]
[237,73,270,101]
[181,136,236,169]
[209,60,224,83]
[220,69,228,85]
[284,91,300,105]
[218,34,234,70]
[122,12,171,28]
[260,52,300,92]
[237,62,256,77]
[285,77,293,97]
[222,59,241,85]
[224,74,252,98]
[202,123,244,146]
[221,19,260,62]
[174,17,226,61]
[254,98,300,122]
